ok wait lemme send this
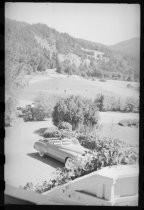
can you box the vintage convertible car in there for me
[34,137,88,169]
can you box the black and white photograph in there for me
[5,2,140,205]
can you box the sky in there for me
[5,3,140,46]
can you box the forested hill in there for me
[109,37,140,59]
[5,18,140,91]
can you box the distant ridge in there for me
[109,37,140,58]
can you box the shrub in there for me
[22,104,45,121]
[83,101,99,132]
[94,93,139,113]
[94,93,104,111]
[103,95,121,111]
[77,134,138,155]
[118,119,139,128]
[58,121,72,131]
[32,105,46,121]
[42,126,75,139]
[125,97,139,112]
[34,93,64,118]
[52,95,84,129]
[43,126,61,138]
[52,95,99,130]
[23,136,138,194]
[59,129,76,139]
[77,135,138,169]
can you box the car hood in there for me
[60,144,88,155]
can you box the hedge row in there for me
[94,93,139,112]
[20,93,139,123]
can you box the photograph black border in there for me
[1,0,144,209]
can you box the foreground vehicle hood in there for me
[60,145,88,155]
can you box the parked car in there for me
[34,138,89,169]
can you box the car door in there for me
[47,140,65,163]
[55,139,77,161]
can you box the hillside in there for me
[5,18,140,98]
[109,37,140,59]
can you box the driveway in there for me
[5,118,64,188]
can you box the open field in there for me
[18,71,139,106]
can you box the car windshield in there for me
[49,140,61,145]
[40,138,60,144]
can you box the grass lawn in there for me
[98,112,139,145]
[97,123,139,146]
[18,72,139,106]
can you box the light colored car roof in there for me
[40,138,80,146]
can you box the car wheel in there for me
[39,151,44,157]
[65,157,74,169]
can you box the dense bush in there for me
[125,97,139,112]
[42,125,75,139]
[52,95,99,130]
[118,119,139,128]
[22,104,45,121]
[34,93,64,118]
[77,134,138,158]
[22,93,65,122]
[23,136,138,194]
[43,126,61,138]
[94,93,104,111]
[42,127,75,139]
[60,130,76,139]
[94,93,122,112]
[103,95,122,111]
[52,95,83,129]
[58,121,72,131]
[94,93,139,113]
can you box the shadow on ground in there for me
[27,152,64,168]
[34,128,48,136]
